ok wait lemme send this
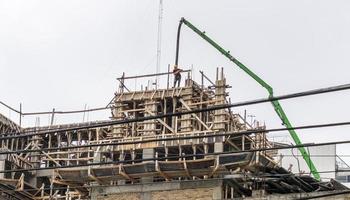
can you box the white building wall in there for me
[276,144,336,181]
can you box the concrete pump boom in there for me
[174,17,320,180]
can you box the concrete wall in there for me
[247,191,350,200]
[91,179,223,200]
[97,188,215,200]
[277,144,336,180]
[91,177,349,200]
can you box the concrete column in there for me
[118,152,126,185]
[180,85,193,133]
[204,144,209,158]
[214,142,223,153]
[93,148,101,163]
[192,145,197,160]
[113,102,126,137]
[0,160,5,179]
[144,100,157,136]
[142,148,154,183]
[214,142,224,179]
[214,68,226,131]
[212,186,223,200]
[140,192,151,200]
[28,174,37,188]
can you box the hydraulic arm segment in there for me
[174,17,320,180]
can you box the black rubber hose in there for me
[175,17,185,66]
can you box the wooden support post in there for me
[50,108,55,126]
[19,103,22,126]
[167,64,170,89]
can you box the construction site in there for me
[1,64,348,200]
[2,1,350,200]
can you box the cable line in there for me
[2,83,350,139]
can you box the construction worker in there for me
[173,65,182,87]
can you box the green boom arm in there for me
[175,17,320,180]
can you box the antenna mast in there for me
[156,0,163,88]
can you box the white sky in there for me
[1,0,350,166]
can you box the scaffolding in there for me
[0,69,309,200]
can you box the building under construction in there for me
[1,14,350,199]
[0,68,349,200]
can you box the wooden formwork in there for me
[0,69,275,200]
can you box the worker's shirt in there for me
[173,69,181,78]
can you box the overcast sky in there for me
[1,0,350,166]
